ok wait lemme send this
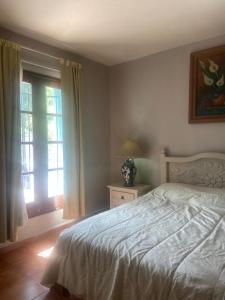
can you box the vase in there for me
[121,158,137,187]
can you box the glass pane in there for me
[58,170,64,195]
[21,81,32,94]
[46,86,54,97]
[56,89,62,114]
[22,174,34,203]
[46,96,56,114]
[48,170,63,197]
[48,144,57,169]
[20,82,32,111]
[47,115,57,141]
[21,144,33,173]
[46,87,62,114]
[58,144,63,168]
[57,116,63,141]
[48,170,64,197]
[48,170,57,197]
[21,113,33,142]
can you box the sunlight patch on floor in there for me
[37,246,54,258]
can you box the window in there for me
[46,87,64,198]
[20,71,64,218]
[20,82,34,203]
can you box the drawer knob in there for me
[121,195,124,200]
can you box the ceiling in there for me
[0,0,225,65]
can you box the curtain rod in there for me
[22,60,60,73]
[21,45,82,68]
[21,45,61,61]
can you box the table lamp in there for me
[120,139,144,187]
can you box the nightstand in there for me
[107,183,152,208]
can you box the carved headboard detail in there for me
[160,150,225,188]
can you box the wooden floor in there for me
[0,228,80,300]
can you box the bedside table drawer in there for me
[111,199,132,208]
[111,190,135,201]
[108,184,151,209]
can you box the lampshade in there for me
[120,139,144,158]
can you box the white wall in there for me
[110,34,225,187]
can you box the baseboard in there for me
[0,220,76,255]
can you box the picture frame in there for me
[189,45,225,123]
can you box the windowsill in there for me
[27,195,64,218]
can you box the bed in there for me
[41,150,225,300]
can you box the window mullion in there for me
[33,80,48,204]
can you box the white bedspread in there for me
[41,183,225,300]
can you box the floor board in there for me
[0,228,80,300]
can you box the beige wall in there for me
[0,27,110,242]
[109,35,225,188]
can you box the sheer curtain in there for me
[0,39,28,242]
[61,60,85,219]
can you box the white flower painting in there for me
[190,46,225,123]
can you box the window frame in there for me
[22,71,64,218]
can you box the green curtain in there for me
[61,60,85,219]
[0,39,28,242]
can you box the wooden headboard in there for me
[160,149,225,188]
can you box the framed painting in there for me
[189,45,225,123]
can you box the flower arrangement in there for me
[199,59,225,92]
[198,59,225,107]
[121,159,137,187]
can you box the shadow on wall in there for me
[135,158,160,187]
[111,153,161,188]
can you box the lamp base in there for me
[121,158,137,187]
